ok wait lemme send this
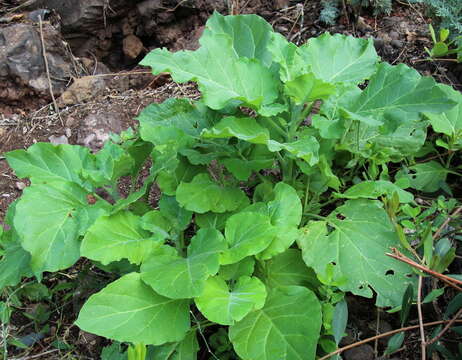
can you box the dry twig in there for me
[38,16,63,126]
[318,319,462,360]
[417,276,426,359]
[386,248,462,291]
[426,307,462,346]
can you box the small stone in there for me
[15,182,26,190]
[66,116,76,127]
[374,38,385,49]
[391,39,404,48]
[123,34,144,59]
[48,135,69,145]
[65,127,72,138]
[344,344,375,360]
[389,31,400,40]
[274,0,290,9]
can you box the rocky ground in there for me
[0,0,460,359]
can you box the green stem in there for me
[304,213,328,221]
[267,117,288,140]
[445,150,455,169]
[303,177,310,213]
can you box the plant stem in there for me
[417,276,426,360]
[304,213,328,221]
[303,177,310,213]
[266,117,288,140]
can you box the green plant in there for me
[1,12,461,359]
[320,0,392,25]
[425,23,462,62]
[411,0,462,37]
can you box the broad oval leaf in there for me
[176,174,249,214]
[140,33,278,110]
[138,98,214,149]
[229,286,322,360]
[220,212,275,265]
[397,161,449,193]
[206,11,274,66]
[6,142,92,186]
[141,228,226,299]
[201,116,270,145]
[76,272,190,345]
[338,180,414,203]
[81,211,164,265]
[14,181,107,275]
[299,199,415,307]
[346,63,456,117]
[298,32,379,84]
[195,275,267,325]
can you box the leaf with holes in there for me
[299,200,415,307]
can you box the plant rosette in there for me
[1,11,460,360]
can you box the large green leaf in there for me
[195,275,267,325]
[299,199,414,307]
[425,84,462,146]
[298,33,379,84]
[6,142,92,186]
[81,211,164,265]
[176,174,248,214]
[229,286,322,360]
[397,161,449,193]
[346,63,456,117]
[201,116,270,145]
[76,273,190,345]
[205,12,274,66]
[138,99,214,149]
[141,228,226,299]
[14,181,108,275]
[220,212,275,265]
[152,330,199,360]
[339,180,414,203]
[140,32,278,110]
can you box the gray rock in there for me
[374,38,385,49]
[389,31,400,40]
[391,39,404,48]
[78,111,124,150]
[0,23,73,103]
[48,135,69,145]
